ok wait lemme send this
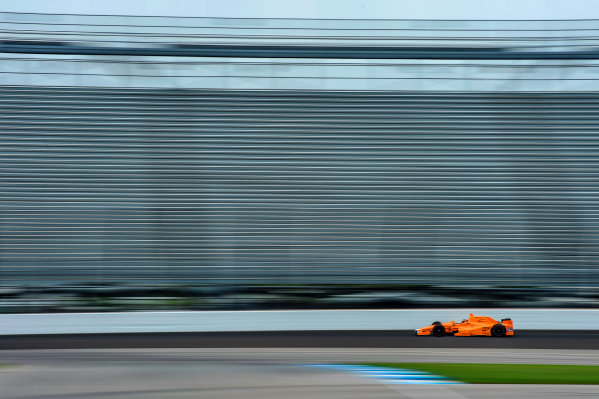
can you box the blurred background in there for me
[2,4,599,313]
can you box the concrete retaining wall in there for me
[0,309,597,335]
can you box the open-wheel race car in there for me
[416,313,514,337]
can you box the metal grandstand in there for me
[1,12,599,310]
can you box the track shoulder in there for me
[1,330,598,350]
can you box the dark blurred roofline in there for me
[3,42,599,59]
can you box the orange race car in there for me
[416,313,514,337]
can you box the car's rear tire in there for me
[432,324,445,337]
[491,324,507,337]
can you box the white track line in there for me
[307,364,461,385]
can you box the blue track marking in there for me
[306,364,461,385]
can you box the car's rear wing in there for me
[501,318,514,335]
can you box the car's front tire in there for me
[432,324,445,337]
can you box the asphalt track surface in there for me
[2,348,599,399]
[2,332,599,399]
[0,331,599,399]
[1,330,598,350]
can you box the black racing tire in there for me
[432,321,442,325]
[432,324,445,337]
[491,324,507,337]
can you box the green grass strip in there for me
[362,363,599,384]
